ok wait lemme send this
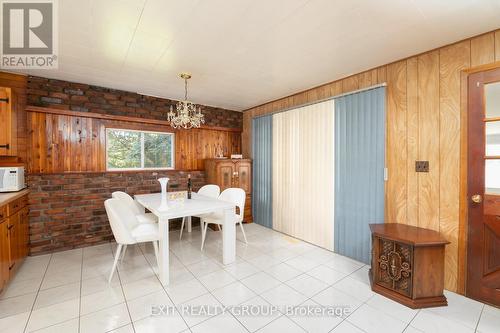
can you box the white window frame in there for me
[105,128,175,171]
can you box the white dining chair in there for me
[112,191,157,224]
[200,188,247,250]
[104,198,160,283]
[179,184,220,240]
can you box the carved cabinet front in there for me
[374,238,413,297]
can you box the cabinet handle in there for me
[9,263,15,270]
[0,144,9,149]
[7,224,13,230]
[0,97,8,103]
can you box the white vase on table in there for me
[158,177,169,211]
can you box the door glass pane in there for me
[485,159,500,195]
[486,121,500,156]
[485,82,500,118]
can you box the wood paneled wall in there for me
[27,110,241,173]
[242,30,500,293]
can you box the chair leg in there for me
[120,244,127,262]
[109,244,123,283]
[217,224,221,231]
[239,222,248,244]
[152,241,160,267]
[179,217,186,240]
[200,219,205,241]
[201,221,209,251]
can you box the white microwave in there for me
[0,167,26,192]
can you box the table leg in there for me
[222,207,236,265]
[187,216,192,233]
[158,216,169,286]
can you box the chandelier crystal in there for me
[167,73,205,129]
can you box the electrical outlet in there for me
[415,161,429,172]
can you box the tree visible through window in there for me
[106,129,174,170]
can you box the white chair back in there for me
[197,184,220,198]
[112,191,144,215]
[104,198,139,244]
[219,188,246,220]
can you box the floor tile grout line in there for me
[113,243,137,333]
[404,308,422,332]
[157,234,256,332]
[22,253,53,333]
[77,247,84,333]
[12,225,486,333]
[178,230,344,332]
[138,242,194,331]
[474,303,485,332]
[171,227,363,332]
[281,264,374,333]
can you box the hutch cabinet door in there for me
[217,162,235,191]
[235,161,251,193]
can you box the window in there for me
[106,128,174,170]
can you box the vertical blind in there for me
[252,115,273,228]
[334,87,386,263]
[272,100,335,250]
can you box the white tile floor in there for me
[0,223,498,333]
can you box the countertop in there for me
[0,188,30,206]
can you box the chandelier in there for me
[167,73,205,129]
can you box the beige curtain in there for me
[272,100,335,250]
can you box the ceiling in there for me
[12,0,500,111]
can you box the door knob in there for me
[471,194,482,204]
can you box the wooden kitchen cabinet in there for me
[0,217,9,292]
[0,191,29,293]
[205,159,252,222]
[0,87,15,156]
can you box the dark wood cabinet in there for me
[0,191,29,293]
[369,223,449,309]
[205,159,252,222]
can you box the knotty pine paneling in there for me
[27,111,241,173]
[242,29,500,292]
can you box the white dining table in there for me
[134,192,236,285]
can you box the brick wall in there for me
[27,171,206,255]
[22,75,243,255]
[27,76,243,129]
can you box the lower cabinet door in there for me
[19,207,29,258]
[7,214,19,274]
[0,220,9,292]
